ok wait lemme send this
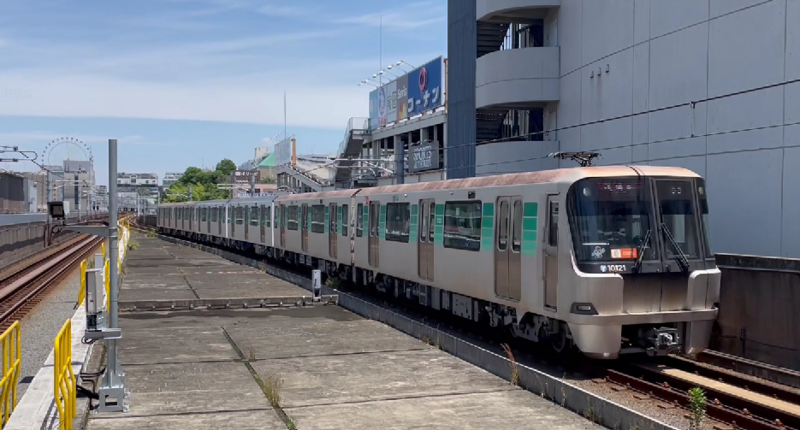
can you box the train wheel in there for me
[551,327,568,353]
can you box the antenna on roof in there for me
[548,151,601,167]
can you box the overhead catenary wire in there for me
[290,75,800,178]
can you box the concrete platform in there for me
[120,241,309,302]
[84,237,602,430]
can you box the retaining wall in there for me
[714,254,800,371]
[0,223,47,269]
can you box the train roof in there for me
[274,189,358,202]
[356,165,699,196]
[158,165,699,207]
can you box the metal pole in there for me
[108,138,119,331]
[95,137,127,412]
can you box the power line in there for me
[288,75,800,179]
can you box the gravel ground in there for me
[16,267,83,399]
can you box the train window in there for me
[275,206,280,228]
[444,201,482,252]
[342,205,349,236]
[548,201,559,246]
[356,204,363,237]
[311,205,325,233]
[512,200,522,253]
[287,205,299,230]
[201,208,207,222]
[250,206,259,227]
[265,206,271,227]
[235,206,244,225]
[428,202,435,242]
[498,200,509,251]
[385,203,410,243]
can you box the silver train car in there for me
[157,165,720,359]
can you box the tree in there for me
[163,158,238,202]
[215,159,236,176]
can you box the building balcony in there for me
[477,0,560,23]
[476,47,560,110]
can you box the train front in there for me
[563,172,720,359]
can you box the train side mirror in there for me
[48,201,66,220]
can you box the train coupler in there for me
[641,326,681,357]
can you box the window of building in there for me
[356,204,363,237]
[250,206,259,226]
[443,201,482,251]
[342,204,349,237]
[385,203,410,243]
[287,205,299,230]
[311,205,325,233]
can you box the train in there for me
[156,165,720,359]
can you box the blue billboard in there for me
[368,56,445,130]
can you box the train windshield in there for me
[567,178,659,263]
[653,179,703,260]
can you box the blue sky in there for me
[0,0,446,185]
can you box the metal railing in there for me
[54,319,76,430]
[0,321,20,429]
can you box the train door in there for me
[260,204,267,243]
[494,196,522,300]
[494,197,510,298]
[231,206,237,237]
[301,204,309,252]
[543,195,559,310]
[280,205,286,247]
[368,201,380,267]
[206,207,210,233]
[418,199,435,280]
[217,207,221,236]
[189,207,193,231]
[329,203,338,259]
[244,205,250,239]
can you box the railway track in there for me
[0,234,105,333]
[138,223,800,430]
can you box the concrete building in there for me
[162,172,183,188]
[447,0,800,258]
[61,159,94,216]
[118,172,160,211]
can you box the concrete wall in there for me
[475,47,561,108]
[476,140,561,176]
[714,253,800,371]
[453,0,800,257]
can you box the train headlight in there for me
[582,187,591,197]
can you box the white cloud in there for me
[256,4,312,17]
[332,1,445,30]
[0,72,369,129]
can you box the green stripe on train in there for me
[481,202,494,251]
[409,204,418,242]
[522,202,538,256]
[379,205,387,240]
[337,205,342,235]
[434,204,444,246]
